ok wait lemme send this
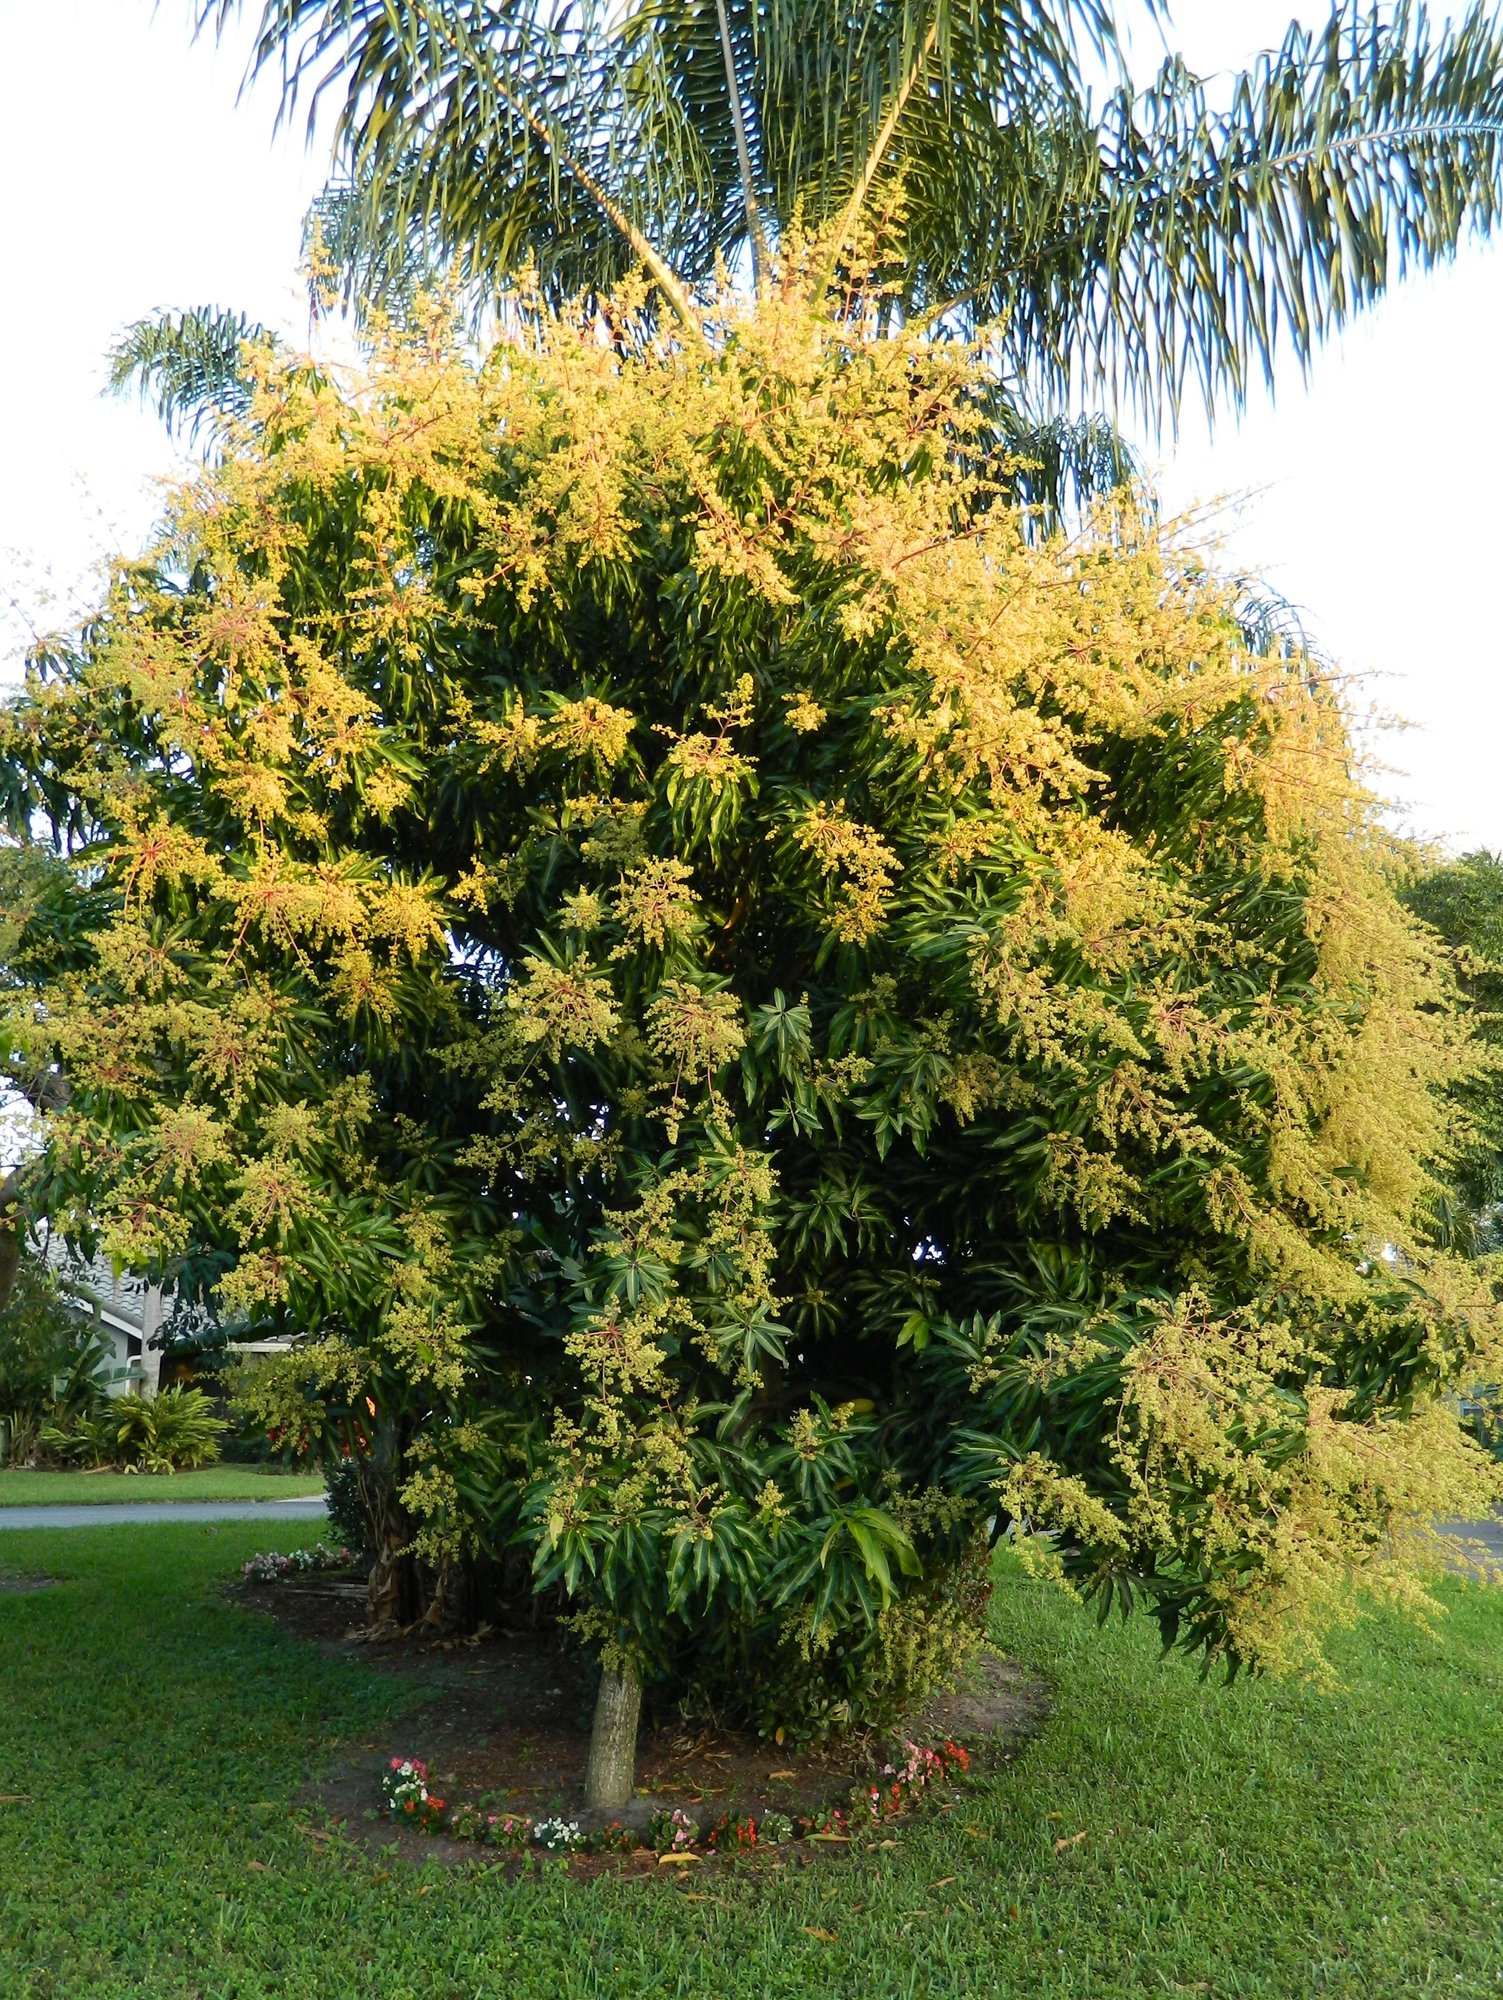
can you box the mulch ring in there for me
[233,1574,1048,1877]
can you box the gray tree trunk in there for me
[0,1169,22,1316]
[0,1220,19,1318]
[584,1659,642,1812]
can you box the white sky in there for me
[2,0,1501,853]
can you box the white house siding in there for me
[36,1233,168,1398]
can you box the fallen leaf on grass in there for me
[808,1832,850,1844]
[0,1796,32,1806]
[658,1852,700,1866]
[768,1769,797,1780]
[1053,1830,1088,1853]
[802,1927,838,1942]
[246,1861,270,1874]
[929,1877,957,1889]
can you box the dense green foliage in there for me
[2,1524,1502,1997]
[0,1258,226,1475]
[2,293,1498,1730]
[322,1456,375,1556]
[40,1387,229,1474]
[0,1262,115,1466]
[1404,849,1503,1252]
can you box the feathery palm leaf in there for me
[106,306,286,445]
[203,0,1503,423]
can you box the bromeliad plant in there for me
[4,282,1502,1804]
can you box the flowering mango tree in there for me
[3,286,1500,1804]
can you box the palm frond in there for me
[999,410,1145,530]
[205,1,1503,425]
[892,0,1503,420]
[106,306,284,445]
[208,0,716,319]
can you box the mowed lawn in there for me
[0,1468,325,1506]
[1,1526,1501,1999]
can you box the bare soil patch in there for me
[0,1576,60,1595]
[233,1576,1048,1872]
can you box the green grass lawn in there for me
[2,1524,1501,2000]
[0,1467,326,1506]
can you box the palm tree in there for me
[193,0,1503,429]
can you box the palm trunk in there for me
[365,1522,414,1631]
[584,1658,642,1812]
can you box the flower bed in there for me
[240,1544,358,1584]
[377,1737,973,1861]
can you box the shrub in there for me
[322,1458,375,1559]
[0,1261,116,1463]
[38,1409,122,1470]
[118,1388,227,1471]
[735,1531,994,1744]
[42,1388,227,1473]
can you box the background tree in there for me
[1404,849,1503,1254]
[4,292,1499,1804]
[0,845,82,1315]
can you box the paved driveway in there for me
[0,1497,328,1531]
[1440,1513,1503,1566]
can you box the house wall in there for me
[36,1235,170,1398]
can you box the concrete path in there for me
[0,1496,328,1531]
[1,1497,1495,1552]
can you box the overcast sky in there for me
[3,0,1501,855]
